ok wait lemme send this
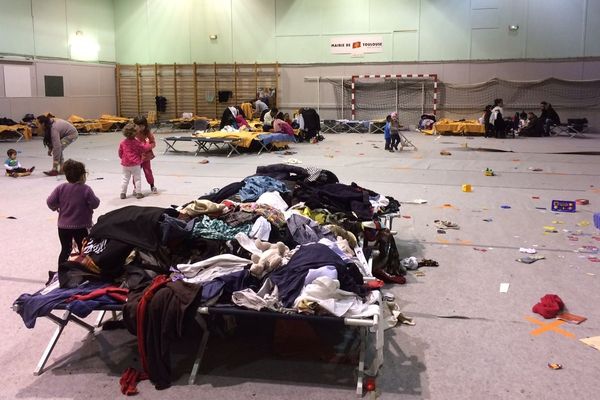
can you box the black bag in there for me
[155,96,167,112]
[371,229,406,276]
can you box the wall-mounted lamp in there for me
[75,30,83,36]
[209,34,218,40]
[508,25,519,31]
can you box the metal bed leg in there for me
[163,139,179,154]
[257,141,270,155]
[33,310,98,376]
[94,310,107,328]
[226,142,241,158]
[356,326,367,397]
[188,313,210,385]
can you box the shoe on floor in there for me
[28,166,35,173]
[135,192,144,199]
[120,193,126,199]
[151,186,158,194]
[43,170,58,176]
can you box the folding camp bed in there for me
[11,302,122,376]
[13,297,383,397]
[368,121,386,134]
[321,120,370,134]
[163,136,241,157]
[255,133,297,155]
[191,304,383,397]
[335,120,370,133]
[550,118,588,138]
[321,120,339,134]
[0,124,32,142]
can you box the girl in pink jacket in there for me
[118,124,152,199]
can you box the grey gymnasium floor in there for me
[1,128,600,400]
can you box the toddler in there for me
[383,115,392,151]
[4,148,35,177]
[119,123,152,199]
[47,159,100,266]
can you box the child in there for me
[46,159,100,266]
[133,116,157,193]
[482,105,493,137]
[4,149,35,177]
[390,112,400,151]
[384,115,392,151]
[120,123,153,199]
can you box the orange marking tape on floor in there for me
[525,316,575,339]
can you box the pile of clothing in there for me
[15,163,405,393]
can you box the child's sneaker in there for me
[120,193,126,199]
[135,192,144,199]
[151,186,158,194]
[28,166,35,173]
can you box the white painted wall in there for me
[0,60,115,120]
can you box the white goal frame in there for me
[350,74,438,120]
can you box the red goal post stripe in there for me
[350,74,438,120]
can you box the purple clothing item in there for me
[47,182,100,229]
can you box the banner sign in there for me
[330,36,383,54]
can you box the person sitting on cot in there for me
[235,113,251,130]
[519,112,540,137]
[4,148,35,177]
[540,101,560,136]
[272,113,295,136]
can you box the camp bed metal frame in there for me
[13,301,382,397]
[163,136,241,157]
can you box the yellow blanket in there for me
[192,130,292,149]
[68,115,104,132]
[0,124,32,140]
[192,130,262,148]
[433,118,485,135]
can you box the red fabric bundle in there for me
[532,294,564,319]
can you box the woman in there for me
[38,115,79,176]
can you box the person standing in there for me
[38,115,78,176]
[489,98,506,138]
[390,112,401,151]
[46,159,100,266]
[119,123,153,199]
[134,116,157,194]
[384,115,392,151]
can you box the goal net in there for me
[439,77,600,124]
[325,76,600,128]
[326,75,437,127]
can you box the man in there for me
[540,101,560,136]
[263,107,278,131]
[254,97,268,118]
